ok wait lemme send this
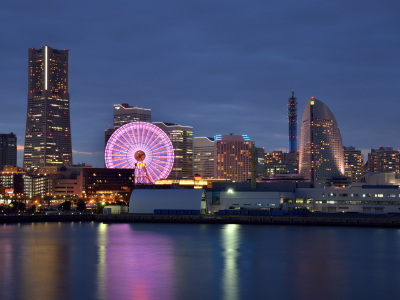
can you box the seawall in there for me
[2,213,400,228]
[96,214,400,228]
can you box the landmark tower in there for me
[23,46,72,169]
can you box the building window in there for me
[375,194,384,198]
[351,194,359,197]
[328,193,336,197]
[296,198,303,203]
[363,194,371,198]
[388,194,396,198]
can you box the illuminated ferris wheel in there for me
[105,122,174,184]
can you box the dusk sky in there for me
[1,0,399,167]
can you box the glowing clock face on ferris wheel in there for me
[105,122,174,184]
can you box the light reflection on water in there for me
[0,223,400,300]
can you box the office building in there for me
[343,146,364,182]
[256,147,265,176]
[0,133,17,171]
[214,134,254,182]
[113,103,151,128]
[153,122,193,179]
[194,137,214,178]
[299,97,344,183]
[105,103,151,147]
[265,163,295,177]
[23,46,72,169]
[287,90,298,153]
[284,151,299,174]
[265,150,284,165]
[368,147,400,174]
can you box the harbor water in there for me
[0,222,400,300]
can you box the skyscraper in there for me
[288,90,298,153]
[153,122,193,179]
[0,133,17,171]
[299,97,344,183]
[23,46,72,169]
[214,134,254,182]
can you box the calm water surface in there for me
[0,222,400,300]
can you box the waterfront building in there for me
[299,97,344,183]
[367,146,400,174]
[194,137,214,178]
[129,178,400,215]
[105,103,151,147]
[153,122,193,179]
[287,90,298,153]
[0,133,17,171]
[23,46,72,169]
[83,168,135,201]
[214,134,254,182]
[343,146,364,182]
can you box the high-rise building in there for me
[113,103,151,129]
[288,90,298,153]
[105,103,151,147]
[368,147,400,174]
[343,146,364,182]
[153,122,193,179]
[194,137,214,178]
[23,46,72,169]
[299,97,344,183]
[0,133,17,171]
[214,134,254,182]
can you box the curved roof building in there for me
[299,97,344,183]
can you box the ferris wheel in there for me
[105,122,174,184]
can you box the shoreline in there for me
[1,213,400,228]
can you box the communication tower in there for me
[288,90,298,153]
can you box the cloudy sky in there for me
[0,0,399,167]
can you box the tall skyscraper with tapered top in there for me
[288,90,298,153]
[299,97,344,183]
[23,46,72,170]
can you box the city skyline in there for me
[0,1,399,167]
